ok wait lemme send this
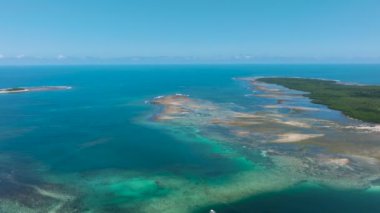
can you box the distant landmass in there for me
[0,86,72,94]
[256,77,380,123]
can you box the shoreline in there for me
[255,77,380,124]
[0,86,72,94]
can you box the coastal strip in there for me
[0,86,72,94]
[255,78,380,124]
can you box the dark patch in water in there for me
[0,177,55,208]
[371,178,380,186]
[196,185,380,213]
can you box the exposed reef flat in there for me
[148,77,380,198]
[151,90,380,156]
[149,91,380,159]
[255,77,380,123]
[0,86,71,94]
[147,90,380,212]
[238,77,380,158]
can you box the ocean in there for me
[0,64,380,212]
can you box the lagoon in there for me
[0,65,380,212]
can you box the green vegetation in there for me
[257,78,380,124]
[5,87,26,91]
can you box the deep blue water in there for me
[0,64,380,212]
[198,184,380,213]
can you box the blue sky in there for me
[0,0,380,62]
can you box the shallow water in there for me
[0,64,380,212]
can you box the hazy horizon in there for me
[1,0,380,64]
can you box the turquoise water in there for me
[0,64,380,212]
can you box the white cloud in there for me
[16,54,25,59]
[0,54,4,59]
[57,54,66,60]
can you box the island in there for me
[256,77,380,124]
[0,86,72,94]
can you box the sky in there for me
[0,0,380,63]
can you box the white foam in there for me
[346,125,380,133]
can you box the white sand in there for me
[346,125,380,133]
[274,133,324,143]
[273,119,311,128]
